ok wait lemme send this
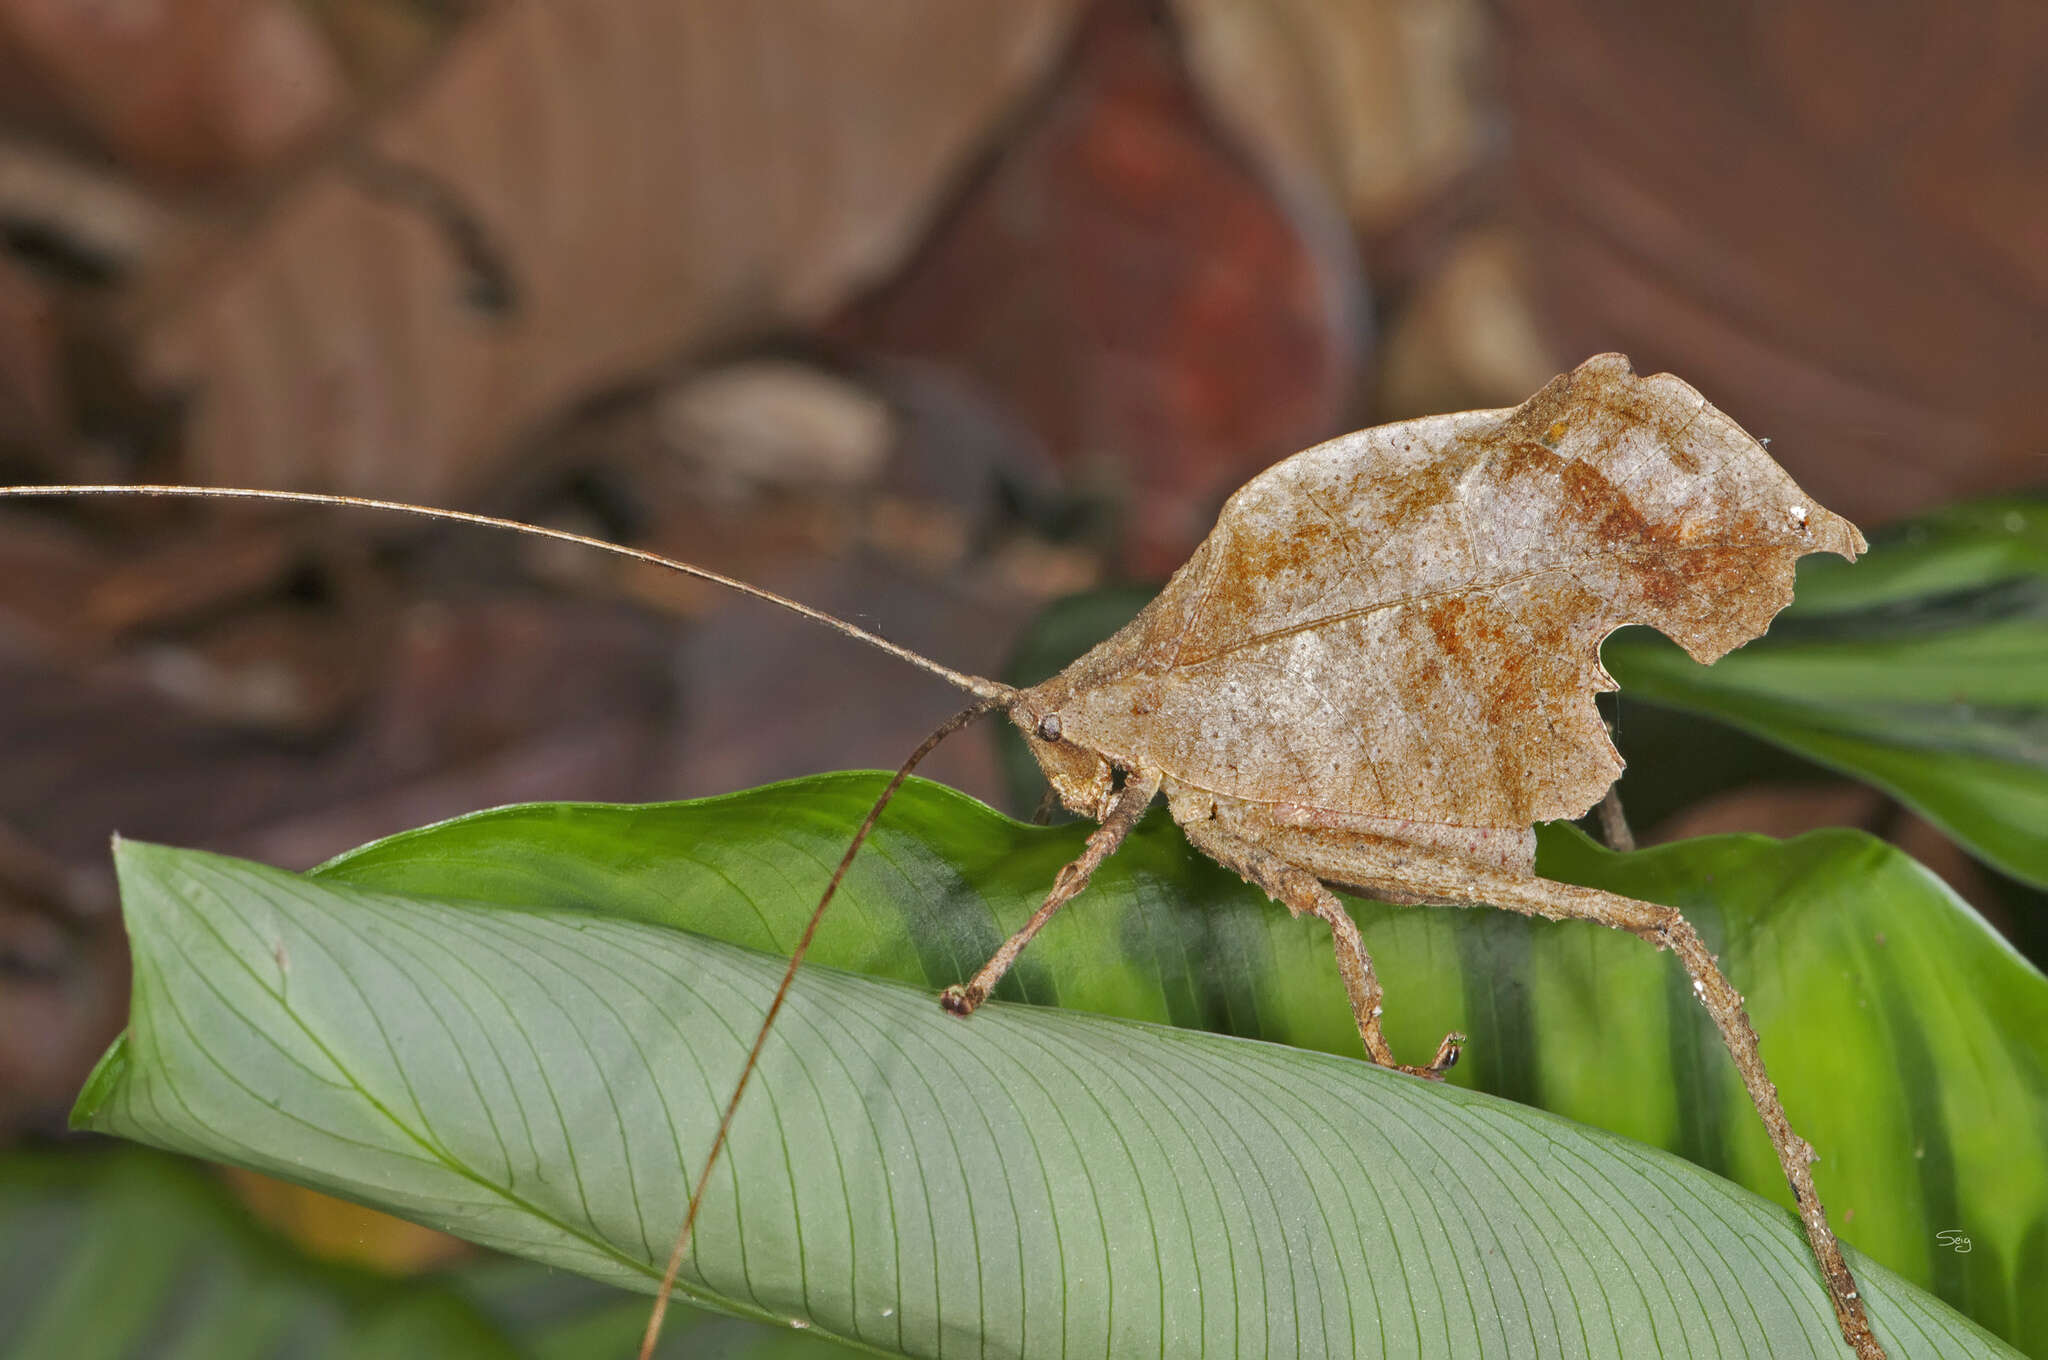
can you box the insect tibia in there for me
[0,482,1014,701]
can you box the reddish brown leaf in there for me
[0,0,343,178]
[837,0,1362,575]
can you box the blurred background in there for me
[1,0,2043,1326]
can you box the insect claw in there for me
[938,983,985,1016]
[1425,1031,1465,1077]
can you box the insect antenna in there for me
[638,691,1012,1359]
[0,484,1012,701]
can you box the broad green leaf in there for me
[80,816,2026,1357]
[311,781,2048,1354]
[1602,496,2048,887]
[453,1256,867,1358]
[0,1147,510,1359]
[1754,498,2048,614]
[0,1144,865,1359]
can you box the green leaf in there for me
[313,782,2048,1354]
[0,1147,511,1359]
[0,1143,867,1359]
[1603,495,2048,887]
[83,815,2026,1357]
[452,1256,869,1359]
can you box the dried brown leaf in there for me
[1504,0,2048,525]
[0,252,60,454]
[1174,0,1491,232]
[140,0,1080,499]
[1027,353,1863,861]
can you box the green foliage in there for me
[0,1147,509,1359]
[1606,496,2048,887]
[326,783,2048,1351]
[0,1145,857,1358]
[451,1255,862,1359]
[72,804,2033,1357]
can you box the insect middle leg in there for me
[1174,813,1462,1078]
[940,770,1163,1017]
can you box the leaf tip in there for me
[70,1032,131,1127]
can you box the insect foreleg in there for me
[939,769,1162,1017]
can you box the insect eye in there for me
[1036,713,1063,742]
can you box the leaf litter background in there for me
[0,0,2044,1355]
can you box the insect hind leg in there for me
[1233,821,1885,1360]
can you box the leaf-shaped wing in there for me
[1037,354,1865,832]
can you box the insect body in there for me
[949,354,1884,1359]
[0,353,1886,1359]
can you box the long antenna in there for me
[637,694,1009,1359]
[5,479,1024,1355]
[0,484,1013,701]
